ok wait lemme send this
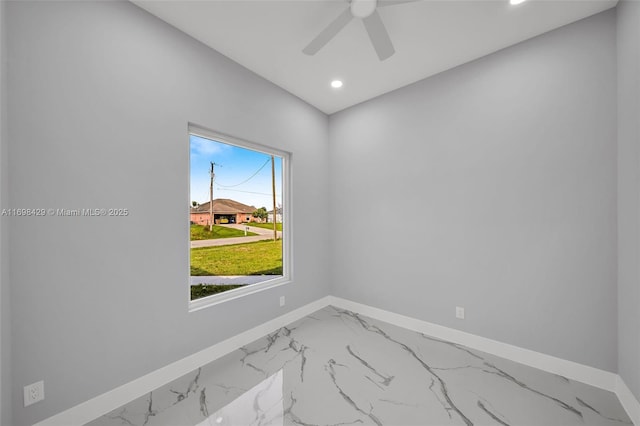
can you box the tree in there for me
[192,201,198,207]
[253,207,268,221]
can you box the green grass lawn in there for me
[247,222,283,232]
[191,239,283,276]
[190,284,244,300]
[190,224,257,241]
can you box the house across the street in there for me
[268,207,283,224]
[191,199,258,225]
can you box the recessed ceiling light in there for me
[331,80,343,89]
[510,0,527,5]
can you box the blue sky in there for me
[190,135,283,209]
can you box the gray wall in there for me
[0,0,10,424]
[6,2,329,425]
[617,0,640,401]
[329,10,618,372]
[4,2,634,425]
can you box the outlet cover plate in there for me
[24,380,45,407]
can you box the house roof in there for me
[191,199,257,214]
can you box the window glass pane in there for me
[189,133,284,301]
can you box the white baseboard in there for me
[617,375,640,426]
[327,296,619,392]
[34,296,331,426]
[36,294,640,426]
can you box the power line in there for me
[215,158,270,188]
[215,187,282,198]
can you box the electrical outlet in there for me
[279,296,285,307]
[456,306,465,320]
[24,380,45,407]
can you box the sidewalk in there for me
[190,275,282,285]
[191,234,276,248]
[190,224,282,248]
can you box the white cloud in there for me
[190,137,226,157]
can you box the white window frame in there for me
[188,123,292,312]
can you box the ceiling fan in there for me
[303,0,417,61]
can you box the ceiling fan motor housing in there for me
[351,0,378,18]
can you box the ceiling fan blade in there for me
[377,0,420,7]
[362,10,395,61]
[303,7,353,55]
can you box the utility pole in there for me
[271,155,277,242]
[209,162,215,232]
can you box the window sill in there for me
[189,276,290,312]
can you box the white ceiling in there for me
[132,0,617,114]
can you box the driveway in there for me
[224,223,282,237]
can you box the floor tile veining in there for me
[87,307,633,425]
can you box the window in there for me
[188,124,290,310]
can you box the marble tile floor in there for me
[87,306,633,426]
